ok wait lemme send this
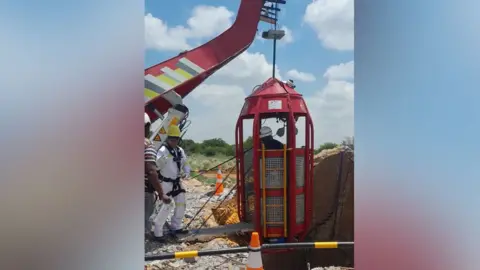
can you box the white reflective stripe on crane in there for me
[145,74,172,92]
[144,74,183,106]
[177,58,205,76]
[161,67,189,83]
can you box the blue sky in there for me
[145,0,353,91]
[144,0,354,144]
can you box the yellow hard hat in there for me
[167,125,181,137]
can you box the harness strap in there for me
[159,176,186,197]
[158,144,186,197]
[164,143,182,172]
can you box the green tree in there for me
[243,136,253,149]
[181,139,199,154]
[202,138,229,148]
[181,136,256,157]
[203,147,217,157]
[224,145,235,156]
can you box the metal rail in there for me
[145,241,353,261]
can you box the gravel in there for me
[145,179,244,269]
[145,178,348,269]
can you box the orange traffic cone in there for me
[215,166,224,195]
[246,232,263,270]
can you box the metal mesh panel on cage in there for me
[296,194,305,223]
[244,150,255,222]
[259,157,284,188]
[295,156,305,187]
[260,196,285,227]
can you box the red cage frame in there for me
[235,78,314,243]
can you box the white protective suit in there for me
[152,144,191,237]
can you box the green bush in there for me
[181,136,347,160]
[314,142,338,154]
[203,147,217,157]
[202,160,213,170]
[180,137,244,157]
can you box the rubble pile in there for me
[211,195,240,225]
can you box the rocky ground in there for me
[145,162,353,270]
[145,178,247,270]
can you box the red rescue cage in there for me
[235,78,314,245]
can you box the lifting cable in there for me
[189,183,238,236]
[185,164,236,230]
[185,148,253,231]
[186,164,253,234]
[187,147,252,180]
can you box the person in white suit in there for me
[152,125,191,242]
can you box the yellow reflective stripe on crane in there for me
[144,57,202,103]
[144,88,159,99]
[174,68,193,79]
[157,74,178,86]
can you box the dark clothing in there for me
[144,138,157,193]
[261,137,284,150]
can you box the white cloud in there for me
[145,5,353,145]
[185,59,354,145]
[304,61,354,144]
[286,69,316,82]
[145,6,233,51]
[184,50,281,143]
[323,60,354,80]
[280,26,294,44]
[186,6,233,38]
[213,51,281,90]
[303,0,354,51]
[185,84,247,142]
[144,13,190,51]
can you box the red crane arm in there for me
[144,0,268,122]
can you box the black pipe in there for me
[145,241,354,261]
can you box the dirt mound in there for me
[307,148,354,267]
[311,148,354,241]
[262,148,354,269]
